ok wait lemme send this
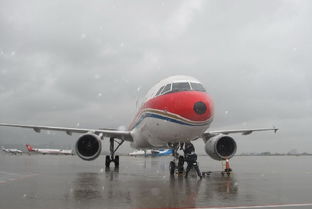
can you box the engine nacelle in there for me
[205,134,237,160]
[75,133,102,161]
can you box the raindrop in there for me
[100,168,104,173]
[11,51,15,56]
[76,122,80,127]
[117,125,126,131]
[80,33,87,39]
[98,92,103,97]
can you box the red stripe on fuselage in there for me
[129,91,213,130]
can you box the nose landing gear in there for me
[169,161,176,175]
[168,143,185,176]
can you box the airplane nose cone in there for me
[193,101,207,115]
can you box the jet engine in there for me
[75,133,102,161]
[205,134,237,160]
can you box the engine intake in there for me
[75,133,102,161]
[205,134,237,160]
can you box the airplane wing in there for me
[0,122,133,142]
[202,127,278,139]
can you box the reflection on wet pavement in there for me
[65,163,239,208]
[1,155,312,209]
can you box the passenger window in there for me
[190,83,206,92]
[155,86,165,96]
[172,82,191,92]
[161,84,172,94]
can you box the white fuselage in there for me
[1,147,23,154]
[34,148,73,155]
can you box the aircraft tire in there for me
[105,155,110,168]
[178,156,184,174]
[169,161,175,175]
[114,155,119,167]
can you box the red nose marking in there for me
[143,91,213,121]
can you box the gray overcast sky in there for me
[0,0,311,154]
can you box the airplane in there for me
[129,149,173,157]
[1,146,23,154]
[25,144,73,155]
[0,75,277,175]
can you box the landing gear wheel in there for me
[106,137,124,169]
[178,156,184,174]
[169,161,176,175]
[105,155,111,168]
[114,155,119,167]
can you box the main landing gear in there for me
[105,137,124,168]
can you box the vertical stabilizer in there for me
[25,144,33,151]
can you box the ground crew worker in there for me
[184,142,202,178]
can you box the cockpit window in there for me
[172,82,191,92]
[155,82,205,97]
[161,83,172,94]
[190,82,206,92]
[156,86,165,96]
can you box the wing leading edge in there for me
[0,123,133,142]
[202,127,278,139]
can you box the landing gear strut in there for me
[105,137,124,168]
[168,143,184,175]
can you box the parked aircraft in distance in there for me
[26,144,73,155]
[129,149,173,157]
[0,75,277,176]
[1,146,23,154]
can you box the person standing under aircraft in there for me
[184,142,202,178]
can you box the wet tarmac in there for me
[1,153,312,209]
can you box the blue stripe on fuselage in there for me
[131,112,209,130]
